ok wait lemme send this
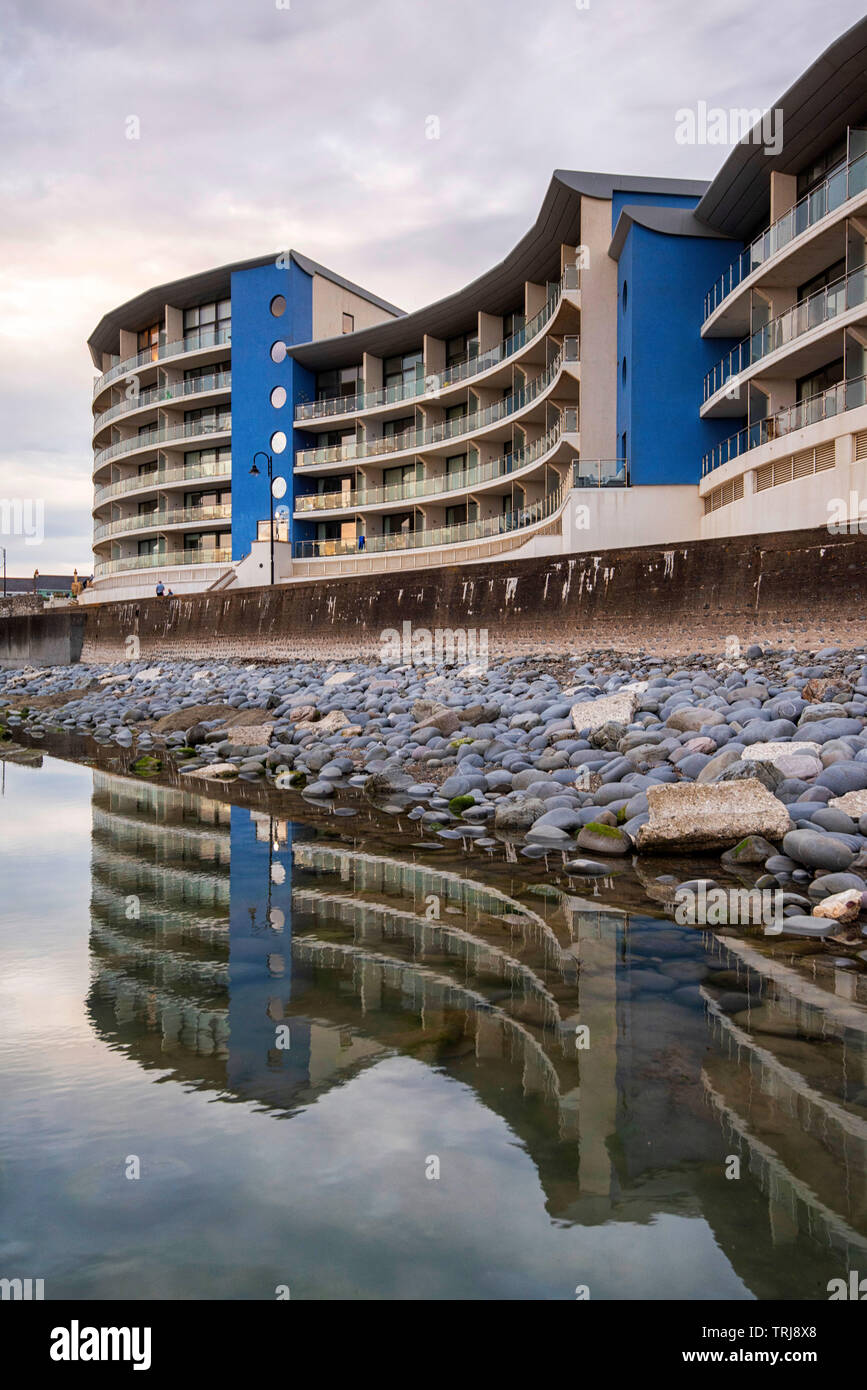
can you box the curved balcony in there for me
[702,372,867,476]
[296,342,577,469]
[294,265,580,424]
[93,504,231,544]
[93,372,231,435]
[704,149,867,325]
[293,479,567,560]
[704,263,867,404]
[294,418,579,515]
[93,416,231,471]
[92,327,231,400]
[93,460,232,509]
[93,548,232,578]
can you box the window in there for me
[137,323,160,360]
[137,499,158,516]
[315,366,362,401]
[382,511,414,535]
[137,537,161,557]
[342,312,355,333]
[184,446,231,470]
[502,311,525,339]
[184,300,230,338]
[445,503,468,527]
[382,415,414,442]
[184,361,229,382]
[798,258,846,303]
[270,295,286,318]
[797,136,848,198]
[797,358,844,401]
[384,351,423,388]
[446,333,479,369]
[446,453,467,480]
[185,406,231,431]
[137,460,158,477]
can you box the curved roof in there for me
[86,250,404,367]
[696,15,867,238]
[288,170,708,370]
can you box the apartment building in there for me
[84,16,867,599]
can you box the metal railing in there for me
[92,327,232,398]
[93,372,231,433]
[701,373,867,476]
[293,417,577,512]
[296,341,577,468]
[572,458,628,487]
[93,548,232,577]
[93,504,231,542]
[293,480,568,560]
[93,415,232,468]
[93,460,232,507]
[704,149,867,321]
[704,263,867,401]
[294,265,580,422]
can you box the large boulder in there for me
[781,829,855,872]
[636,780,791,852]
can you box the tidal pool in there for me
[0,754,865,1299]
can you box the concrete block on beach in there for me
[570,692,637,733]
[636,780,792,852]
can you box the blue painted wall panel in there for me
[229,259,315,561]
[616,224,745,484]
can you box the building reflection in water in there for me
[87,769,867,1295]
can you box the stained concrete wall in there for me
[0,611,86,668]
[3,527,865,666]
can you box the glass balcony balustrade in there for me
[704,149,867,321]
[293,479,569,559]
[94,415,232,468]
[701,372,867,475]
[93,327,232,398]
[93,504,232,542]
[296,343,575,468]
[93,459,232,507]
[93,549,232,577]
[295,267,580,422]
[704,263,867,401]
[93,372,231,433]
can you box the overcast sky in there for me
[1,0,863,574]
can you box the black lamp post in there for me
[250,451,275,585]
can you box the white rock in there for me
[742,740,821,764]
[185,762,238,780]
[829,790,867,817]
[813,889,863,922]
[324,671,356,687]
[570,692,638,733]
[133,667,162,683]
[294,709,350,735]
[223,723,274,747]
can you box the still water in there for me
[1,753,866,1300]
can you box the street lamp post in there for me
[1,546,6,597]
[250,451,275,586]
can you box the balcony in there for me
[704,263,867,403]
[294,265,580,422]
[572,458,628,487]
[93,548,232,578]
[92,327,232,399]
[294,417,579,513]
[295,341,577,468]
[93,504,231,543]
[93,459,233,508]
[93,416,232,470]
[293,480,568,560]
[93,372,231,434]
[701,373,867,476]
[704,149,867,323]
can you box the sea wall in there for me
[2,526,866,666]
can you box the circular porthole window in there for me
[271,430,287,454]
[270,385,287,409]
[270,341,287,364]
[270,295,286,317]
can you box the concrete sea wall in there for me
[2,527,866,666]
